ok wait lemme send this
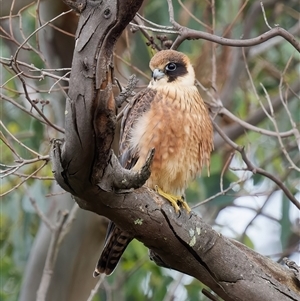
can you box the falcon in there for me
[94,50,214,276]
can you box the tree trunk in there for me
[51,0,300,300]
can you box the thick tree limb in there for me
[51,0,300,300]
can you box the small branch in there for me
[0,130,22,160]
[211,0,217,91]
[279,55,300,151]
[13,9,73,73]
[0,155,50,184]
[166,0,176,25]
[241,189,276,242]
[114,53,151,81]
[129,22,179,35]
[136,13,174,30]
[0,120,42,157]
[222,0,250,38]
[131,17,162,50]
[87,274,105,301]
[218,107,295,138]
[171,25,300,52]
[177,0,211,31]
[259,83,300,172]
[10,64,65,133]
[14,156,50,164]
[213,120,300,210]
[260,1,272,30]
[48,71,71,93]
[162,273,185,301]
[12,172,54,180]
[27,194,54,231]
[192,178,244,209]
[1,161,48,197]
[57,203,79,246]
[212,80,300,148]
[0,56,71,82]
[220,151,235,192]
[36,211,69,301]
[249,21,300,58]
[0,93,65,129]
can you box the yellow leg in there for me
[155,186,191,213]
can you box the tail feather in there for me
[94,223,133,276]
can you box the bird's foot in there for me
[155,186,191,213]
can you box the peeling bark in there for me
[52,0,300,300]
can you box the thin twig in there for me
[213,120,300,210]
[28,194,54,230]
[131,17,162,51]
[220,152,235,192]
[0,131,22,160]
[36,211,69,301]
[129,22,179,34]
[260,1,272,30]
[279,54,300,150]
[11,172,54,181]
[48,71,71,93]
[211,0,217,91]
[1,56,71,82]
[0,120,42,157]
[1,93,64,129]
[177,0,211,31]
[136,13,174,30]
[222,0,250,38]
[1,161,48,197]
[259,83,300,172]
[86,274,106,301]
[192,179,244,209]
[219,107,295,138]
[10,64,65,133]
[162,273,185,301]
[57,203,80,246]
[13,9,73,73]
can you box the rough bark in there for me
[51,0,300,300]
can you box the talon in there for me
[181,199,191,213]
[155,186,191,213]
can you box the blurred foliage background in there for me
[1,0,299,300]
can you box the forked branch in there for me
[51,1,300,300]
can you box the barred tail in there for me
[94,223,133,276]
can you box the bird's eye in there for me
[165,63,177,72]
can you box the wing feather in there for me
[119,87,157,169]
[94,87,157,276]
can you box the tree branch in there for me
[171,19,300,52]
[213,121,300,210]
[51,0,300,300]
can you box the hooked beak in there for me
[152,69,165,81]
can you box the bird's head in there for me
[148,50,195,88]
